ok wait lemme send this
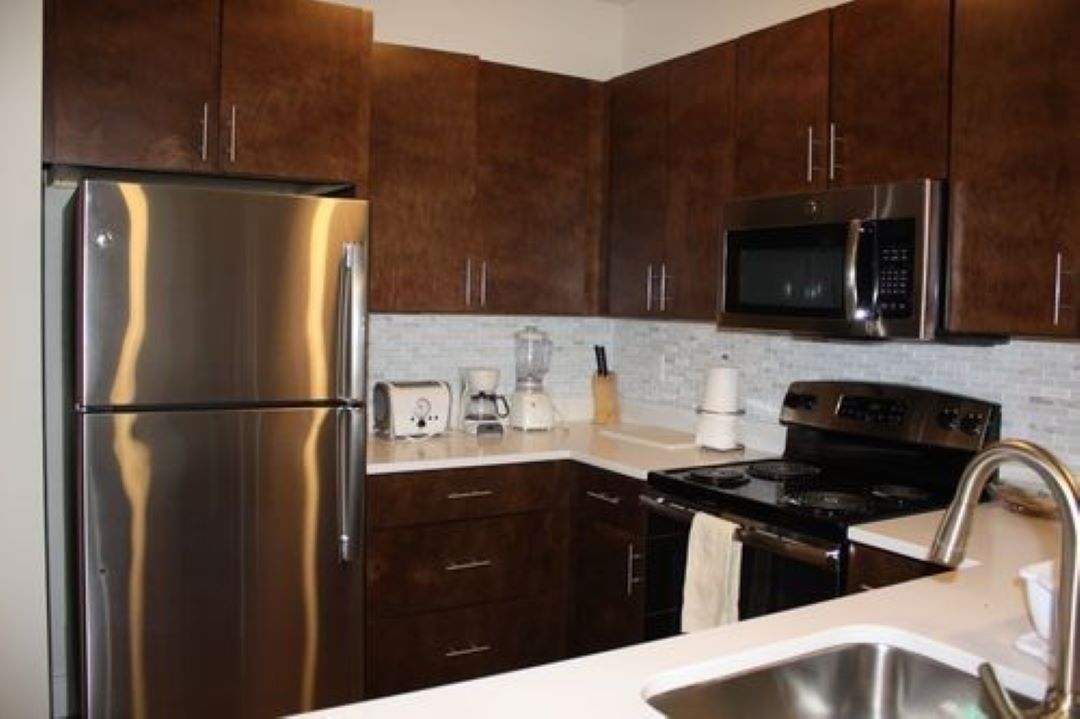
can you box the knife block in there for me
[591,373,620,425]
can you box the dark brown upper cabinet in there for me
[608,44,736,319]
[45,0,372,185]
[733,0,950,197]
[368,44,481,313]
[829,0,950,187]
[370,46,604,315]
[477,62,605,316]
[734,11,830,198]
[946,0,1079,337]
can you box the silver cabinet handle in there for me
[446,490,494,501]
[806,125,815,183]
[199,102,209,162]
[480,261,488,307]
[828,122,843,181]
[646,264,654,312]
[585,490,621,506]
[1054,251,1072,326]
[228,104,237,163]
[659,263,670,312]
[625,543,643,597]
[445,644,492,659]
[464,259,473,307]
[445,559,493,572]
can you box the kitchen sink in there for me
[644,628,1038,719]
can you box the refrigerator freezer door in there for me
[81,408,364,718]
[78,180,369,409]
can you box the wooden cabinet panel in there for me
[830,0,950,187]
[664,44,736,320]
[573,466,646,535]
[947,0,1079,337]
[477,63,604,315]
[45,0,220,171]
[607,63,670,317]
[846,542,943,594]
[569,517,644,656]
[367,464,561,528]
[369,44,481,312]
[219,0,371,183]
[734,11,830,198]
[367,512,563,616]
[367,596,564,698]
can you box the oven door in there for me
[640,494,845,627]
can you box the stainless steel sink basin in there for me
[646,642,1034,718]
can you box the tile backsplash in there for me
[368,314,1080,466]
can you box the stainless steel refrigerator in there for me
[75,180,368,718]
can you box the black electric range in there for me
[641,381,1001,628]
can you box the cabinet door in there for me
[369,44,481,312]
[607,64,669,317]
[734,11,830,198]
[947,0,1079,336]
[219,0,371,183]
[664,43,736,320]
[569,520,644,657]
[45,0,219,172]
[830,0,950,187]
[477,63,604,315]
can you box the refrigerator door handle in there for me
[337,407,365,563]
[337,242,366,403]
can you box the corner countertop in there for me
[367,422,771,479]
[308,456,1062,719]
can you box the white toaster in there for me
[372,381,452,438]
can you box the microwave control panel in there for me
[870,219,916,319]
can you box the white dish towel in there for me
[681,513,743,633]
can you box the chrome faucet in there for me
[929,439,1080,718]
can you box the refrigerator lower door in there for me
[78,180,369,409]
[81,407,364,719]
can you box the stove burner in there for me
[747,460,822,482]
[780,490,871,517]
[870,484,932,505]
[687,467,749,489]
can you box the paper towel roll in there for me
[695,413,738,451]
[701,367,739,413]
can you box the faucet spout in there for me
[929,439,1080,718]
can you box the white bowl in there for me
[1019,559,1057,640]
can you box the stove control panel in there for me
[781,381,1000,452]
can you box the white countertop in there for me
[368,422,770,479]
[308,429,1064,719]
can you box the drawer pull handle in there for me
[585,490,621,506]
[446,490,495,501]
[445,559,493,572]
[444,644,492,659]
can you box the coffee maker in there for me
[460,367,510,435]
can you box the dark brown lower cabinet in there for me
[367,596,564,697]
[568,466,646,656]
[364,463,569,698]
[845,542,944,594]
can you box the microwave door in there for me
[845,220,880,327]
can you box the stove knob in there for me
[937,407,961,430]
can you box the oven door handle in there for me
[736,527,840,572]
[639,494,840,572]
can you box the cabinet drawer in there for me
[368,463,562,528]
[367,595,564,698]
[574,468,645,535]
[367,512,563,616]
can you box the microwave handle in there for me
[844,220,868,322]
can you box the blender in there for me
[459,367,510,435]
[509,326,555,431]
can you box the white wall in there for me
[621,0,838,72]
[0,0,50,716]
[349,0,624,80]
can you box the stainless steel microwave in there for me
[719,180,944,340]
